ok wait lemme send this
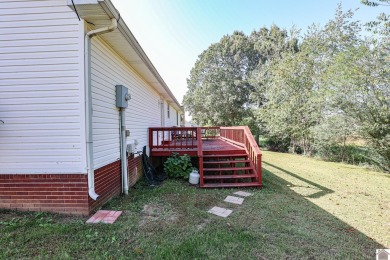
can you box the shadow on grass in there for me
[263,161,334,199]
[258,164,386,258]
[0,173,386,259]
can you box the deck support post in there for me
[196,127,204,187]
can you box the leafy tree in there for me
[248,25,299,108]
[257,50,321,155]
[361,0,390,35]
[324,38,390,170]
[183,3,390,170]
[183,31,258,126]
[183,27,298,127]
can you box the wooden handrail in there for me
[220,126,262,186]
[200,126,220,139]
[149,127,199,150]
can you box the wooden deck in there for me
[150,138,244,157]
[149,126,262,188]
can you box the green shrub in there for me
[314,144,372,166]
[164,153,193,179]
[259,136,290,152]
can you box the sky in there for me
[110,0,384,105]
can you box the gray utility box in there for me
[116,85,130,108]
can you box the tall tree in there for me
[183,26,298,126]
[183,31,258,126]
[324,37,390,169]
[257,50,321,155]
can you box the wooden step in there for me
[203,160,250,164]
[203,154,247,158]
[202,182,261,188]
[203,166,252,171]
[203,174,256,179]
[203,150,245,155]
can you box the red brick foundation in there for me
[0,174,89,215]
[88,160,121,212]
[128,156,143,187]
[0,156,144,216]
[88,156,143,212]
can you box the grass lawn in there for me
[1,151,389,259]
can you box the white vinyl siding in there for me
[0,0,85,174]
[90,36,162,169]
[164,102,178,127]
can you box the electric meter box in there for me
[116,85,130,108]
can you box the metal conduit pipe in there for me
[120,109,129,195]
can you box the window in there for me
[167,104,170,118]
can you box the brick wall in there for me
[128,156,143,187]
[0,174,89,215]
[88,160,121,212]
[88,156,143,212]
[0,157,144,216]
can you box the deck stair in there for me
[149,126,262,189]
[201,150,261,188]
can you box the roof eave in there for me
[68,0,183,112]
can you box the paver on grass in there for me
[86,210,122,224]
[234,191,253,197]
[208,206,232,218]
[224,195,244,205]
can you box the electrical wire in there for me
[71,0,81,21]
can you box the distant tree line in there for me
[183,4,389,171]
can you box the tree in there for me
[324,38,390,170]
[183,31,258,126]
[183,26,298,127]
[248,25,299,108]
[361,0,390,35]
[257,50,321,155]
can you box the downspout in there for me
[85,18,118,200]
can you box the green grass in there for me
[1,151,389,259]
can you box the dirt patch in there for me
[196,218,211,231]
[139,203,180,228]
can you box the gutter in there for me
[99,0,183,112]
[85,18,118,200]
[69,0,183,112]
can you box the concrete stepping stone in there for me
[208,206,232,218]
[234,191,253,197]
[224,195,244,205]
[86,210,123,224]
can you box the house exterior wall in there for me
[0,0,181,215]
[0,0,86,174]
[90,35,164,169]
[164,102,178,127]
[0,156,142,215]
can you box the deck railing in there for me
[149,127,199,150]
[148,126,262,186]
[200,126,220,139]
[220,126,262,185]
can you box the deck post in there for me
[149,128,153,151]
[257,153,262,186]
[196,127,204,187]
